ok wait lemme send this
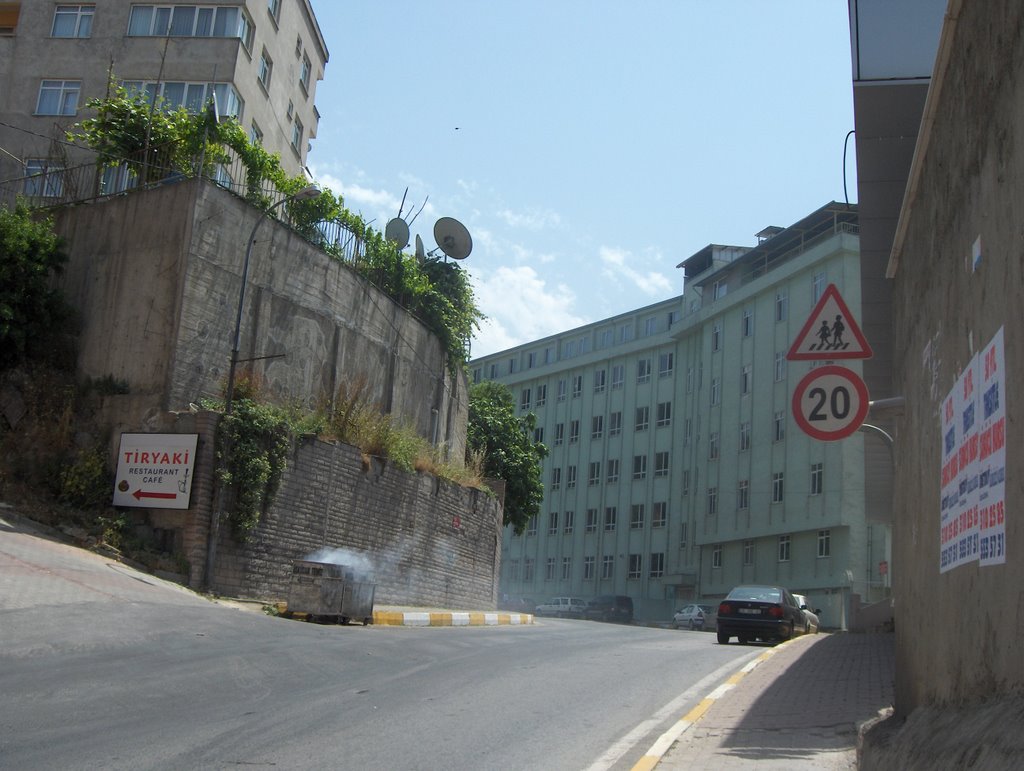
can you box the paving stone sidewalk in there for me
[656,631,895,770]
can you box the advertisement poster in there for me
[978,327,1007,566]
[940,359,980,572]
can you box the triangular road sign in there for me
[787,283,872,361]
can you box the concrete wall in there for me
[889,0,1024,712]
[50,179,467,461]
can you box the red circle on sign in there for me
[791,365,870,441]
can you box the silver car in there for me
[673,603,715,630]
[793,593,821,633]
[534,597,588,618]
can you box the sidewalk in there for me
[647,631,895,770]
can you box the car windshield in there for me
[728,586,782,603]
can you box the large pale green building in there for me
[471,202,892,627]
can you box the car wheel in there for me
[717,631,729,644]
[688,619,695,630]
[738,635,750,645]
[804,621,811,635]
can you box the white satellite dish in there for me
[385,217,410,249]
[433,217,473,260]
[415,234,426,263]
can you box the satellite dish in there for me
[433,217,473,260]
[415,234,426,263]
[385,217,410,249]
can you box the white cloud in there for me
[496,207,562,231]
[599,246,673,296]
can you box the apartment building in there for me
[471,202,891,626]
[0,1,326,188]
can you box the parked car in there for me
[716,585,806,645]
[583,595,634,623]
[534,597,588,618]
[673,603,715,630]
[792,593,821,634]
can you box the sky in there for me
[305,1,858,359]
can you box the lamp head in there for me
[292,185,321,202]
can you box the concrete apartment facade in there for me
[0,0,326,186]
[472,203,891,626]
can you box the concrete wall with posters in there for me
[887,0,1024,713]
[49,179,467,463]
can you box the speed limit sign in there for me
[791,365,870,441]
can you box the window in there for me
[743,540,754,566]
[546,557,556,580]
[611,365,624,389]
[122,80,243,119]
[548,511,558,535]
[593,368,606,393]
[509,357,519,374]
[291,115,304,152]
[637,358,651,383]
[713,280,727,300]
[268,0,282,22]
[712,544,722,569]
[818,529,832,558]
[635,406,649,432]
[606,459,619,483]
[583,555,595,580]
[775,351,786,382]
[295,34,303,56]
[533,427,544,444]
[774,411,786,442]
[566,465,577,489]
[588,462,601,486]
[738,480,750,510]
[632,455,647,480]
[652,502,667,528]
[811,462,824,495]
[526,352,536,369]
[644,316,658,336]
[488,363,497,378]
[299,53,312,92]
[536,384,547,406]
[258,48,273,90]
[250,121,263,145]
[668,309,681,326]
[526,516,537,536]
[586,508,598,533]
[707,487,718,515]
[772,472,785,503]
[563,340,577,359]
[739,421,751,451]
[742,308,753,337]
[599,329,613,348]
[569,420,580,444]
[776,291,788,321]
[628,554,642,579]
[741,364,751,395]
[604,507,617,531]
[128,5,252,44]
[602,554,614,579]
[23,160,64,198]
[523,558,535,580]
[712,323,722,352]
[813,271,826,302]
[657,401,672,427]
[609,411,622,436]
[620,323,634,343]
[520,388,531,410]
[561,556,571,580]
[554,423,564,446]
[680,521,688,548]
[710,377,721,406]
[52,5,93,37]
[655,451,670,477]
[591,415,604,439]
[649,552,665,578]
[508,559,519,580]
[684,418,692,443]
[659,352,674,376]
[681,470,690,495]
[544,347,555,364]
[36,80,80,115]
[630,504,645,529]
[557,379,567,401]
[778,535,791,562]
[572,374,583,397]
[551,467,561,490]
[709,432,719,460]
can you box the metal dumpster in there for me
[284,559,376,625]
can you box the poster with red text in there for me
[940,358,980,572]
[978,327,1006,566]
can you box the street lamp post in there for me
[204,184,321,590]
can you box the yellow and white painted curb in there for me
[372,610,534,627]
[630,639,797,771]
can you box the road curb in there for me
[630,637,799,770]
[372,610,535,627]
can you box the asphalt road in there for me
[0,517,758,770]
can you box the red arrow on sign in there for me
[133,489,178,501]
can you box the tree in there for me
[0,202,73,370]
[467,381,547,533]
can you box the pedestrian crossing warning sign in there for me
[786,283,872,361]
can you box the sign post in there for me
[791,365,870,442]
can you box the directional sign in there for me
[113,433,198,509]
[792,366,870,441]
[787,284,872,361]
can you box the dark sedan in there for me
[716,585,806,645]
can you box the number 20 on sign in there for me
[791,365,870,441]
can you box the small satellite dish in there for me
[433,217,473,260]
[415,234,426,263]
[385,217,410,249]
